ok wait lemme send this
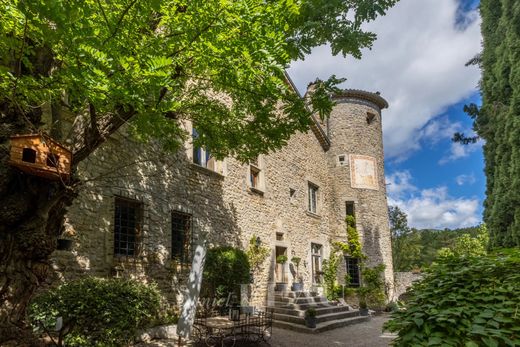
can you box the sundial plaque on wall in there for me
[349,154,379,190]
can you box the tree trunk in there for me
[0,162,76,344]
[0,103,76,344]
[0,100,134,344]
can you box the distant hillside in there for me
[392,225,482,272]
[411,226,481,269]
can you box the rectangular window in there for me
[346,201,355,218]
[338,154,347,166]
[114,197,142,257]
[171,211,192,263]
[192,128,213,169]
[250,165,260,189]
[308,183,319,214]
[248,156,264,193]
[345,257,360,287]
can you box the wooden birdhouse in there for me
[8,134,72,180]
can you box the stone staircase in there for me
[268,291,370,333]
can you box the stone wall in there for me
[51,89,395,308]
[394,272,423,300]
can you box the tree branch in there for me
[168,8,224,57]
[102,0,139,45]
[72,105,135,165]
[95,0,111,32]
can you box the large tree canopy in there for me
[459,0,520,248]
[0,0,397,343]
[1,0,396,161]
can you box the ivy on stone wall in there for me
[333,216,364,259]
[246,235,270,272]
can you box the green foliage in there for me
[246,235,270,272]
[437,224,489,258]
[359,264,386,309]
[384,249,520,346]
[28,277,161,347]
[291,257,301,266]
[461,0,520,248]
[276,255,288,264]
[304,307,317,318]
[202,246,250,300]
[333,215,364,259]
[389,205,486,270]
[389,206,422,271]
[0,0,397,163]
[322,251,341,301]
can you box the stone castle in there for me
[52,87,394,306]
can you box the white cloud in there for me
[387,170,480,229]
[420,116,463,146]
[439,141,479,164]
[386,170,416,198]
[288,0,481,159]
[455,173,476,186]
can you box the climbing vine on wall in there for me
[333,216,364,259]
[322,250,341,300]
[246,235,270,272]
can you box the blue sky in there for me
[288,0,483,229]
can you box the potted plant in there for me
[304,307,317,328]
[276,255,288,291]
[357,287,369,316]
[291,257,303,291]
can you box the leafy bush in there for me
[384,249,520,346]
[276,255,288,264]
[360,264,386,309]
[28,277,161,347]
[202,246,250,300]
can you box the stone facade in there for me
[51,89,394,306]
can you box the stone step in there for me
[271,305,352,317]
[273,296,328,304]
[272,315,371,333]
[273,309,360,325]
[274,294,327,301]
[274,291,322,299]
[271,298,328,307]
[271,302,331,310]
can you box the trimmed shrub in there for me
[202,246,250,300]
[28,277,161,346]
[384,249,520,346]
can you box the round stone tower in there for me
[327,89,394,296]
